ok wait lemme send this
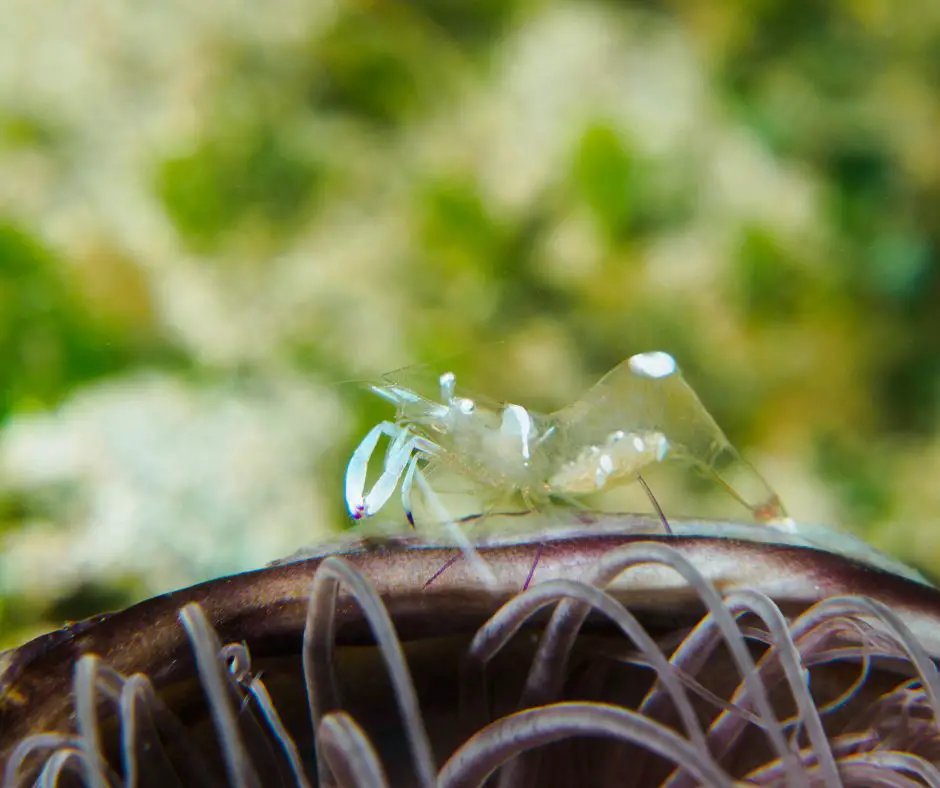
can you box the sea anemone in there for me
[2,513,940,786]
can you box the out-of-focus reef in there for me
[1,0,940,646]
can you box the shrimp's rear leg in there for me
[518,490,543,591]
[517,491,592,590]
[423,553,462,589]
[522,543,542,591]
[636,472,672,535]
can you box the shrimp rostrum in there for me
[345,350,790,530]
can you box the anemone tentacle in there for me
[2,520,940,787]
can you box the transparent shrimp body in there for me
[546,352,789,524]
[369,371,556,498]
[345,351,790,534]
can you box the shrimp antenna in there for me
[636,473,672,536]
[380,341,508,385]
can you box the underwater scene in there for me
[1,0,940,657]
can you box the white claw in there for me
[363,431,417,517]
[345,421,397,518]
[345,420,440,522]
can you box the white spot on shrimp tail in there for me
[628,351,677,379]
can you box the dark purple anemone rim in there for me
[3,517,940,786]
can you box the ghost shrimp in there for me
[344,350,791,532]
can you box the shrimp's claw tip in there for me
[405,510,415,528]
[349,503,367,521]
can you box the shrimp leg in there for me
[345,421,438,520]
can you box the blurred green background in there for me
[2,0,940,647]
